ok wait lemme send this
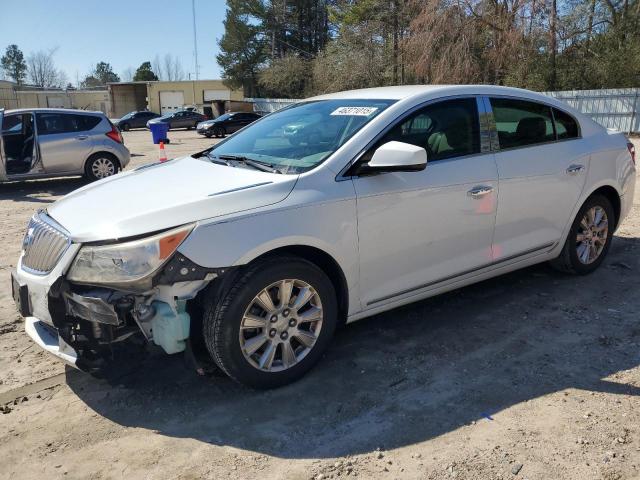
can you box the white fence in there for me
[543,88,640,134]
[245,97,299,114]
[247,88,640,133]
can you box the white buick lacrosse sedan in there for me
[11,85,636,388]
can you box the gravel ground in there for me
[0,132,639,480]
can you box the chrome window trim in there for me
[336,94,493,181]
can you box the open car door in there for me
[0,109,6,181]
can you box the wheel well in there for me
[85,151,121,172]
[590,185,621,229]
[250,246,350,325]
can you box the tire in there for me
[85,153,120,182]
[213,126,225,138]
[205,132,213,138]
[121,123,130,132]
[550,194,615,275]
[203,256,338,389]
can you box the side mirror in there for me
[362,141,427,174]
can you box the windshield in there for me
[215,113,231,121]
[209,99,395,174]
[120,112,135,120]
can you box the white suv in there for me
[12,85,636,388]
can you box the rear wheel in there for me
[550,194,615,274]
[85,153,120,182]
[203,256,338,389]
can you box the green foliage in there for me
[217,0,268,96]
[219,0,640,97]
[1,44,27,84]
[82,62,120,87]
[133,61,158,81]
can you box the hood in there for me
[47,156,297,243]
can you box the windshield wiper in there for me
[205,152,231,166]
[217,154,282,174]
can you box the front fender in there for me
[177,199,361,314]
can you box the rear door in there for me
[487,96,588,260]
[36,112,95,173]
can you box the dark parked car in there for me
[115,111,160,131]
[196,112,261,138]
[147,110,207,130]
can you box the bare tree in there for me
[163,54,185,81]
[121,67,135,82]
[27,48,66,88]
[151,54,184,81]
[152,55,164,80]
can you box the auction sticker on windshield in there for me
[331,106,379,116]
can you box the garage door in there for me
[204,89,231,101]
[159,91,185,115]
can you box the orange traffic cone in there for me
[159,141,168,162]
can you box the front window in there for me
[374,98,480,161]
[208,99,395,174]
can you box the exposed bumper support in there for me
[25,317,78,368]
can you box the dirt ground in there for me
[0,131,639,480]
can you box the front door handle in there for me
[566,164,584,174]
[76,135,88,140]
[467,185,494,198]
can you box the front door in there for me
[353,97,499,307]
[2,112,37,177]
[487,97,588,260]
[35,112,94,174]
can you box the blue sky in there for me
[0,0,227,84]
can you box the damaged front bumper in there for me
[14,250,226,373]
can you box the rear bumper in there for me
[25,317,78,367]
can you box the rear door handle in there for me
[566,164,584,174]
[467,185,494,198]
[76,135,88,140]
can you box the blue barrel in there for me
[150,122,170,144]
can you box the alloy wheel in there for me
[91,158,116,179]
[239,279,324,372]
[576,206,608,264]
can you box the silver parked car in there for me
[11,85,636,389]
[1,108,130,182]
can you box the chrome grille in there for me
[21,213,71,275]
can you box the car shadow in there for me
[0,177,87,204]
[66,236,640,459]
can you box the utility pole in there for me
[192,0,199,80]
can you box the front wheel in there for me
[550,194,615,274]
[213,126,225,138]
[203,256,338,388]
[85,153,119,182]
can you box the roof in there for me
[4,108,104,115]
[310,84,561,103]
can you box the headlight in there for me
[67,224,194,287]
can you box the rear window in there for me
[553,108,579,139]
[490,98,555,149]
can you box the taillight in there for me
[628,142,636,166]
[106,124,123,144]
